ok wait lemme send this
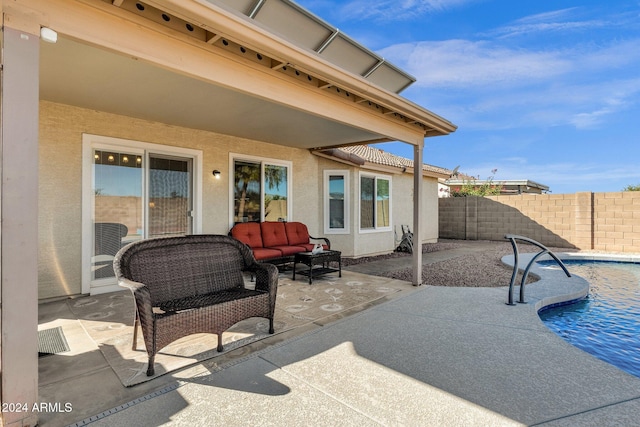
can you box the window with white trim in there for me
[324,170,349,234]
[231,154,292,225]
[359,172,391,231]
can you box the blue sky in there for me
[296,0,640,194]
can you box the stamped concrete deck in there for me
[38,241,640,426]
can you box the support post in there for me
[412,143,423,286]
[1,23,40,427]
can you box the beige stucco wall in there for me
[393,171,440,245]
[38,101,318,299]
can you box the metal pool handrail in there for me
[505,234,571,305]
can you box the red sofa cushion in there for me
[284,222,310,246]
[261,221,289,248]
[268,245,306,256]
[231,223,263,249]
[252,247,284,261]
[285,222,328,252]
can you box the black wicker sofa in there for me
[113,234,279,376]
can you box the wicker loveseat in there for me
[113,234,278,376]
[230,221,330,265]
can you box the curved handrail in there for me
[504,234,571,305]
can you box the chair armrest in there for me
[118,277,154,323]
[309,236,331,250]
[246,262,278,295]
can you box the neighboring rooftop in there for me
[446,178,550,195]
[313,145,452,179]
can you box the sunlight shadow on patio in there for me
[37,270,415,426]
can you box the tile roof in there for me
[338,145,451,176]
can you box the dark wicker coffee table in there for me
[293,250,342,284]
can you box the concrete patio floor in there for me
[37,242,640,426]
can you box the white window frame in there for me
[82,134,203,294]
[358,171,392,233]
[229,153,293,227]
[323,170,350,234]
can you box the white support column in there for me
[1,24,40,427]
[412,142,423,286]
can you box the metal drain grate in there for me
[69,382,182,426]
[38,326,70,357]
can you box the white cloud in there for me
[337,0,475,21]
[382,37,640,90]
[485,8,609,39]
[380,40,571,87]
[381,34,640,130]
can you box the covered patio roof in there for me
[40,35,383,149]
[36,0,456,149]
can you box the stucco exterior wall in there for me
[393,171,440,244]
[314,156,440,259]
[38,101,317,299]
[439,192,640,252]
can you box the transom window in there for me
[82,134,203,294]
[231,154,291,225]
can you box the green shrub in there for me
[450,169,503,197]
[622,184,640,191]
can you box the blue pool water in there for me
[538,260,640,378]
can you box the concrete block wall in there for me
[593,191,640,252]
[439,191,640,252]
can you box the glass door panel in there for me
[92,150,143,280]
[148,155,193,238]
[360,176,375,229]
[234,160,261,223]
[264,164,288,222]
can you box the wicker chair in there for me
[113,234,278,376]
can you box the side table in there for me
[293,250,342,284]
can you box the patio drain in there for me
[38,326,70,357]
[67,383,181,426]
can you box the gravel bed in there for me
[341,240,465,266]
[345,239,570,288]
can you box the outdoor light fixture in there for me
[212,170,221,179]
[40,27,58,43]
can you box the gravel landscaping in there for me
[344,239,572,288]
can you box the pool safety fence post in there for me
[505,234,571,305]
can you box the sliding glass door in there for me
[85,136,200,294]
[232,156,291,224]
[148,155,193,238]
[92,149,144,280]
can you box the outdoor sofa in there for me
[113,234,278,376]
[230,221,330,265]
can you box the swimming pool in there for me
[538,260,640,378]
